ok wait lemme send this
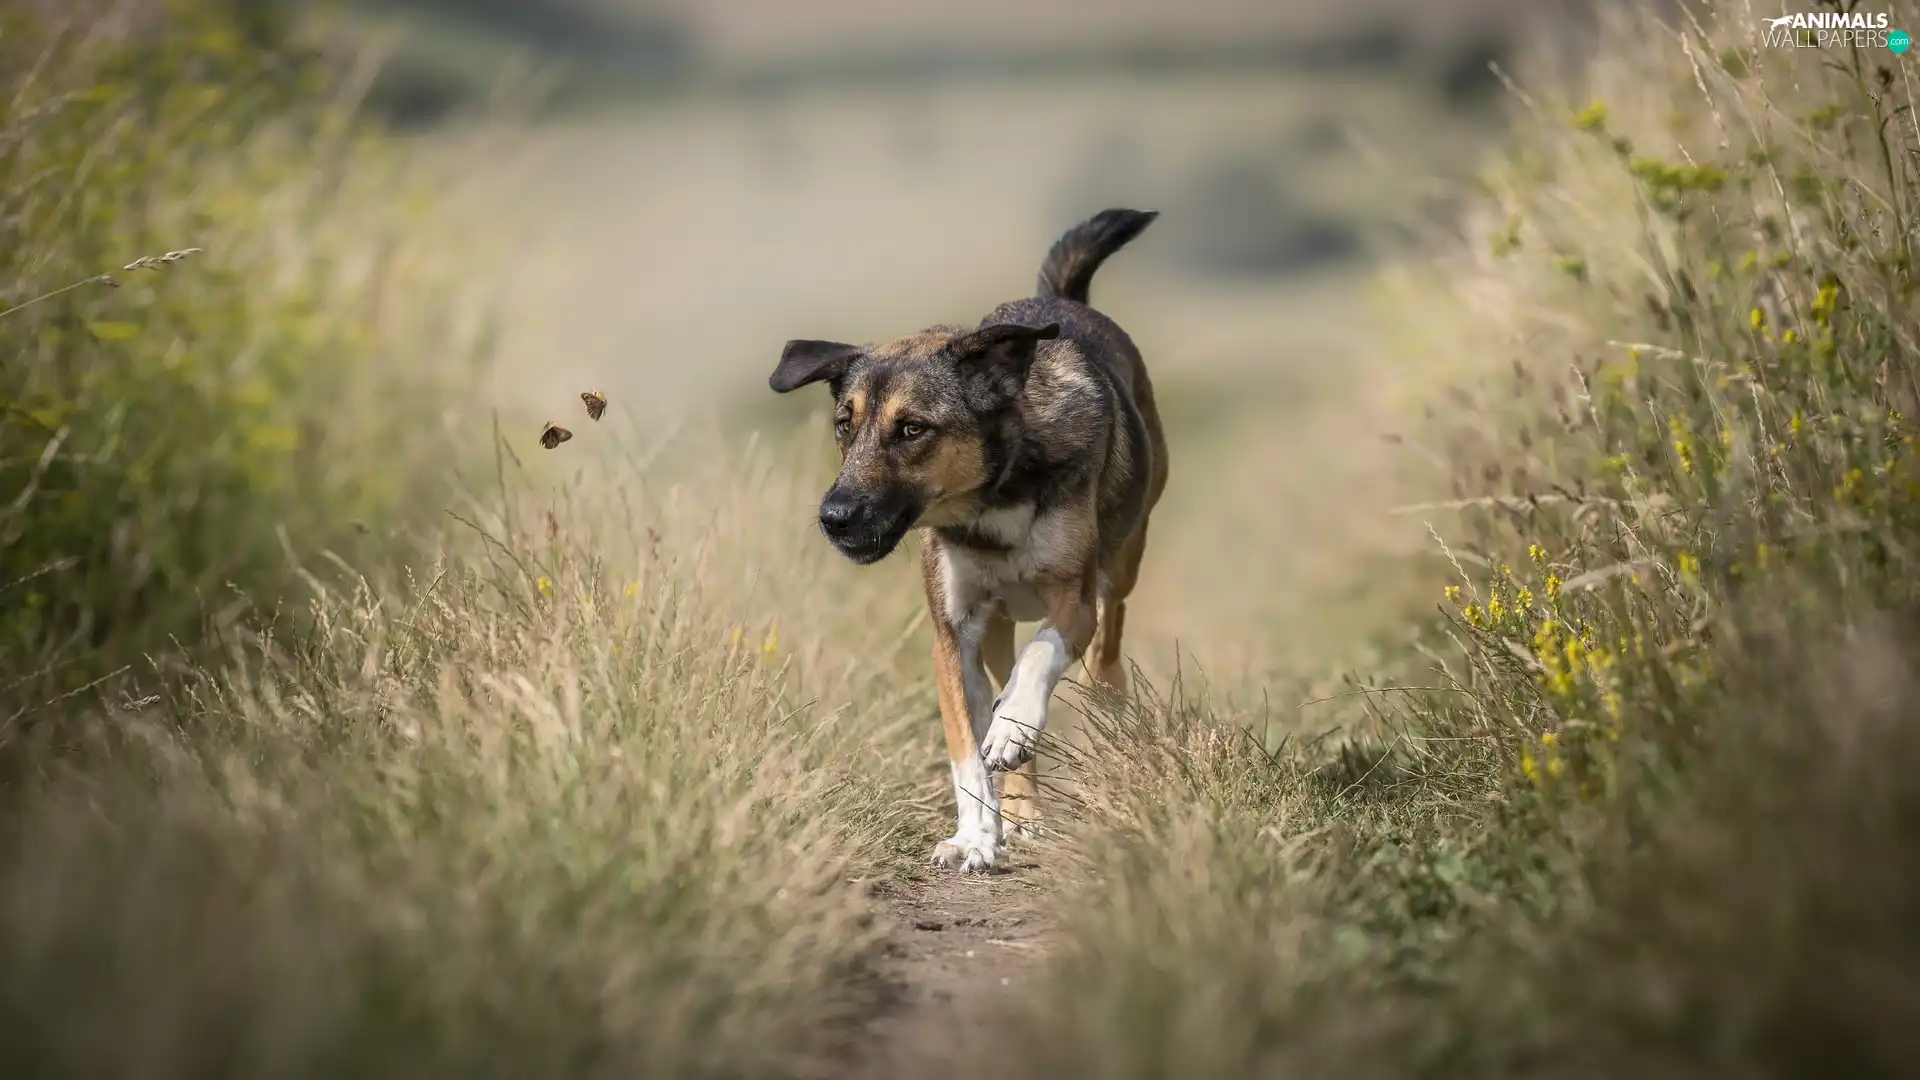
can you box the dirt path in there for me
[844,856,1055,1078]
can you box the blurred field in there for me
[339,0,1590,121]
[10,0,1919,1077]
[441,59,1491,680]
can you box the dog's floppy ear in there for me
[947,322,1060,408]
[770,340,862,394]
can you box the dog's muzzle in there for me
[818,485,916,564]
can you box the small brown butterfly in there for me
[580,390,608,422]
[539,422,573,450]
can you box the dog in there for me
[768,208,1168,873]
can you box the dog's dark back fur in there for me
[966,208,1161,569]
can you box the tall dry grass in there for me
[2,432,941,1078]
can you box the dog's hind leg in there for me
[981,611,1042,840]
[1094,359,1168,698]
[1091,520,1150,696]
[1003,760,1044,842]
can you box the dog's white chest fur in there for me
[937,504,1075,625]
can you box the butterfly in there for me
[580,390,607,422]
[539,422,573,450]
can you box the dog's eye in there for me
[898,422,927,440]
[834,418,850,440]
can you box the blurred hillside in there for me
[326,0,1600,127]
[657,0,1585,60]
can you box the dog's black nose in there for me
[819,490,862,537]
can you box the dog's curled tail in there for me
[1036,208,1158,306]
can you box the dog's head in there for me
[769,320,1060,564]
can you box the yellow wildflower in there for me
[1444,584,1462,604]
[1546,574,1563,602]
[536,576,553,598]
[762,623,780,661]
[1547,757,1567,779]
[1528,544,1547,567]
[1670,414,1696,474]
[1535,621,1576,697]
[1812,283,1839,326]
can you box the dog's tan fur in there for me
[769,208,1166,872]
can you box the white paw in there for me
[981,692,1046,772]
[930,830,1007,874]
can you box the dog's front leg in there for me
[981,569,1098,773]
[929,613,1007,873]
